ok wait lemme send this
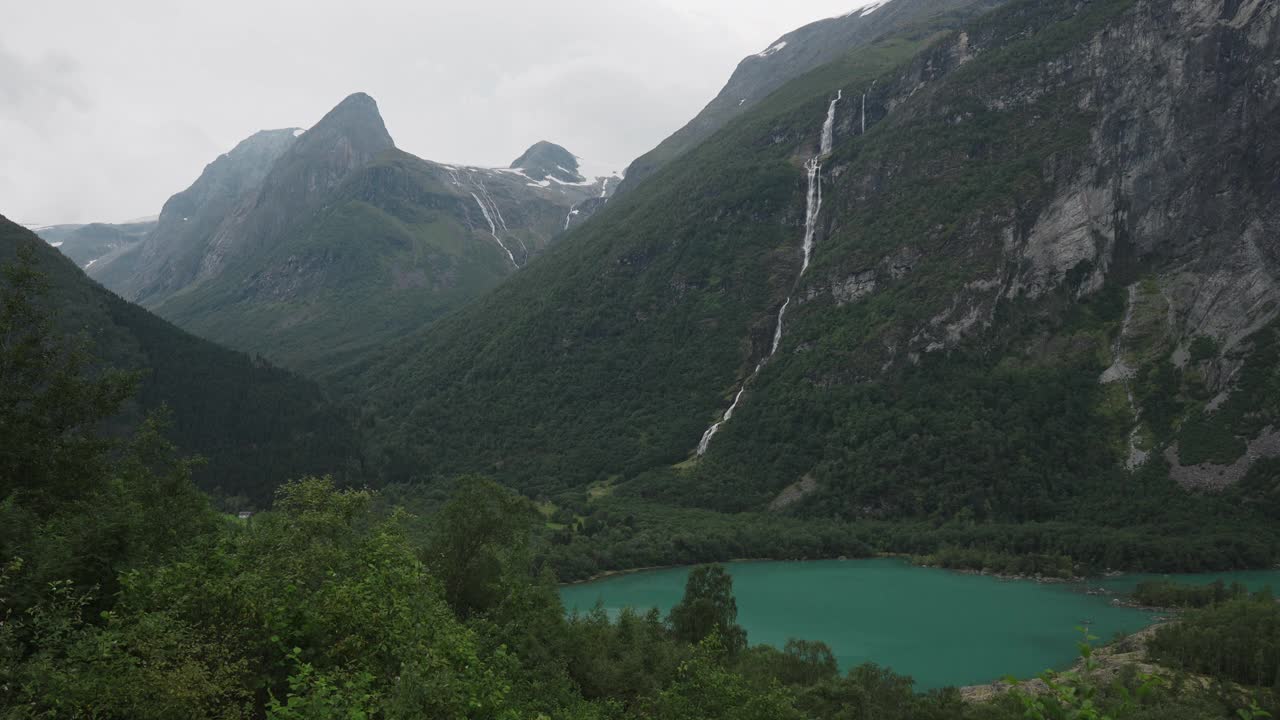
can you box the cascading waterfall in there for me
[770,299,790,355]
[476,173,529,259]
[799,157,822,274]
[820,89,841,155]
[564,205,580,231]
[471,192,518,268]
[469,171,508,231]
[861,93,866,135]
[695,91,842,456]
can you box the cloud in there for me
[0,43,90,133]
[1,0,867,224]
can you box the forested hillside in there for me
[0,215,360,505]
[342,0,1280,572]
[1,268,1274,716]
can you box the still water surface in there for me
[560,558,1280,689]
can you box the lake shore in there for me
[560,557,1170,690]
[563,553,1098,586]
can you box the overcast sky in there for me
[3,0,874,225]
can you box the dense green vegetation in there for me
[3,251,1278,718]
[1149,593,1280,689]
[524,489,1276,582]
[1132,580,1256,609]
[1171,325,1280,466]
[6,0,1280,711]
[337,2,975,488]
[0,217,360,505]
[333,0,1280,558]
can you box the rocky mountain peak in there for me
[510,141,581,182]
[295,91,395,157]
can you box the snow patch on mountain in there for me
[757,41,788,58]
[838,0,891,19]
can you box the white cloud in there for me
[1,0,872,224]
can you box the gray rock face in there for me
[1011,185,1114,300]
[90,128,300,301]
[816,0,1280,366]
[197,93,396,282]
[804,0,1279,483]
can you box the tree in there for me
[646,635,801,720]
[423,475,538,618]
[0,247,211,613]
[668,564,747,656]
[0,243,134,512]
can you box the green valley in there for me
[5,0,1280,715]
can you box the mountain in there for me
[615,0,1008,195]
[91,128,300,303]
[91,94,620,376]
[35,219,156,269]
[344,0,1280,551]
[510,140,583,183]
[0,214,360,506]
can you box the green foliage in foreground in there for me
[668,565,748,657]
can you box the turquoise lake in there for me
[559,558,1280,690]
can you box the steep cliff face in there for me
[790,0,1280,492]
[90,128,299,301]
[810,0,1279,355]
[349,0,1280,528]
[195,93,395,284]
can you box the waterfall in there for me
[696,383,750,455]
[470,193,518,268]
[861,93,866,135]
[800,157,823,275]
[478,178,528,259]
[695,91,841,456]
[469,172,508,231]
[460,169,524,262]
[770,299,790,356]
[820,90,842,156]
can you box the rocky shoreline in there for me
[959,624,1169,703]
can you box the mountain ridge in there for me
[1,214,361,505]
[615,0,1008,196]
[86,94,619,376]
[341,0,1280,545]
